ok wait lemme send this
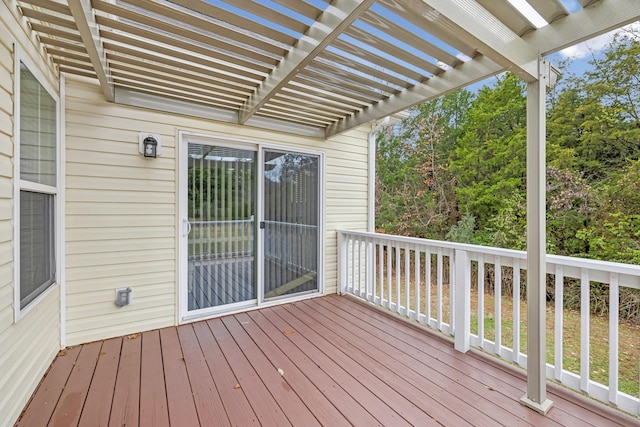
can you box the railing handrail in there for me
[190,219,254,225]
[264,220,318,229]
[338,230,640,289]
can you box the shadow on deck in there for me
[16,295,640,426]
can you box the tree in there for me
[375,91,473,238]
[548,31,640,181]
[450,72,527,237]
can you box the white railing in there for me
[189,219,254,260]
[189,219,318,266]
[264,220,318,273]
[338,230,640,417]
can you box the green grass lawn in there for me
[470,292,639,396]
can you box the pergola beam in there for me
[238,0,375,125]
[526,0,640,55]
[416,0,540,82]
[326,0,637,138]
[68,0,114,102]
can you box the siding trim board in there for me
[59,73,67,348]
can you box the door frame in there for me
[177,131,325,323]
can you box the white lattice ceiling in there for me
[15,0,639,137]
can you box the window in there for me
[16,61,57,311]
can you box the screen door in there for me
[262,150,319,299]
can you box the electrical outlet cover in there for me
[115,287,132,307]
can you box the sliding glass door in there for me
[181,137,321,317]
[187,143,256,310]
[263,150,319,299]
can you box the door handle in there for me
[184,219,192,236]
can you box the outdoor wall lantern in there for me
[139,132,162,158]
[143,136,157,158]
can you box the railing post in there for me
[365,240,375,301]
[338,231,347,294]
[454,249,470,353]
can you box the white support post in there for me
[454,249,470,353]
[521,56,554,415]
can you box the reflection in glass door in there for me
[263,150,319,299]
[187,143,255,311]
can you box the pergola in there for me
[14,0,639,415]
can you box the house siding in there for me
[0,3,61,427]
[65,79,178,346]
[64,76,371,346]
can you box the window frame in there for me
[13,48,61,321]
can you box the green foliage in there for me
[188,165,253,220]
[605,159,640,212]
[576,213,640,264]
[450,73,527,231]
[446,213,476,244]
[546,167,593,255]
[486,192,527,250]
[548,33,640,181]
[375,32,640,280]
[375,91,472,238]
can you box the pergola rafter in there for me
[325,0,640,137]
[238,0,376,124]
[67,0,114,101]
[19,0,636,139]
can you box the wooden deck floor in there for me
[16,295,640,427]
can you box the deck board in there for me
[282,301,463,426]
[160,328,200,427]
[257,307,413,426]
[335,295,624,427]
[108,334,141,427]
[207,317,292,427]
[176,324,231,427]
[17,295,640,427]
[274,302,442,426]
[15,346,81,427]
[139,330,169,427]
[191,321,258,426]
[78,338,122,427]
[48,341,101,427]
[220,315,324,426]
[243,309,388,426]
[313,297,557,427]
[306,298,506,425]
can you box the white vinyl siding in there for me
[65,79,177,346]
[64,75,370,345]
[0,3,61,426]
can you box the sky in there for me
[552,21,639,64]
